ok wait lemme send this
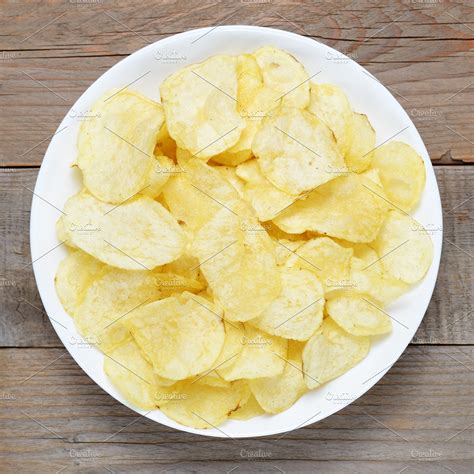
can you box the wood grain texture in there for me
[0,346,472,473]
[1,167,472,347]
[0,0,473,166]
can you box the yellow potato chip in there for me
[103,339,156,410]
[273,174,384,242]
[77,89,164,203]
[155,123,177,160]
[55,249,104,317]
[371,210,433,284]
[163,151,241,230]
[192,207,281,321]
[371,141,426,212]
[272,238,305,266]
[74,268,164,353]
[345,113,375,172]
[158,380,246,429]
[160,55,245,158]
[236,159,295,221]
[249,341,307,414]
[251,266,325,340]
[229,392,265,420]
[303,318,370,388]
[58,190,186,270]
[253,107,346,194]
[125,292,225,380]
[286,237,353,292]
[214,165,246,197]
[308,83,353,156]
[254,46,310,108]
[219,325,287,380]
[140,154,174,198]
[326,295,392,336]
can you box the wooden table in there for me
[1,1,472,472]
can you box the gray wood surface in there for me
[0,0,473,472]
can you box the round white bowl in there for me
[30,25,443,438]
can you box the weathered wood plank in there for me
[0,167,473,346]
[0,0,472,166]
[0,346,472,472]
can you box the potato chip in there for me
[229,392,265,420]
[303,318,370,388]
[74,268,163,352]
[345,113,375,172]
[218,325,287,380]
[103,339,156,410]
[254,46,310,109]
[251,266,324,340]
[249,341,307,414]
[273,174,384,242]
[163,151,241,230]
[272,238,305,266]
[253,107,346,194]
[125,292,225,380]
[326,295,392,336]
[192,208,281,321]
[371,141,426,212]
[360,167,383,187]
[155,123,177,160]
[371,210,433,284]
[140,154,174,198]
[308,83,353,156]
[160,55,245,158]
[55,249,104,317]
[236,159,295,221]
[58,190,186,270]
[214,165,246,197]
[190,371,231,388]
[158,380,246,429]
[286,237,353,292]
[77,89,164,203]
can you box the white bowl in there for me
[30,25,443,438]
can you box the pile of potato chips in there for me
[55,46,433,429]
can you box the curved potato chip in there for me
[75,268,165,352]
[308,83,353,156]
[163,152,241,230]
[192,208,281,321]
[372,210,433,284]
[214,165,246,197]
[155,123,177,160]
[272,238,305,266]
[160,55,245,158]
[125,292,225,380]
[326,296,392,336]
[104,339,156,410]
[303,318,369,388]
[253,107,346,194]
[229,392,265,420]
[249,343,307,414]
[77,89,164,203]
[345,113,375,172]
[219,325,287,380]
[158,380,245,429]
[55,249,104,317]
[58,190,186,270]
[254,46,310,108]
[140,154,174,198]
[273,174,384,242]
[251,266,324,341]
[286,237,353,292]
[236,159,295,221]
[371,141,426,212]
